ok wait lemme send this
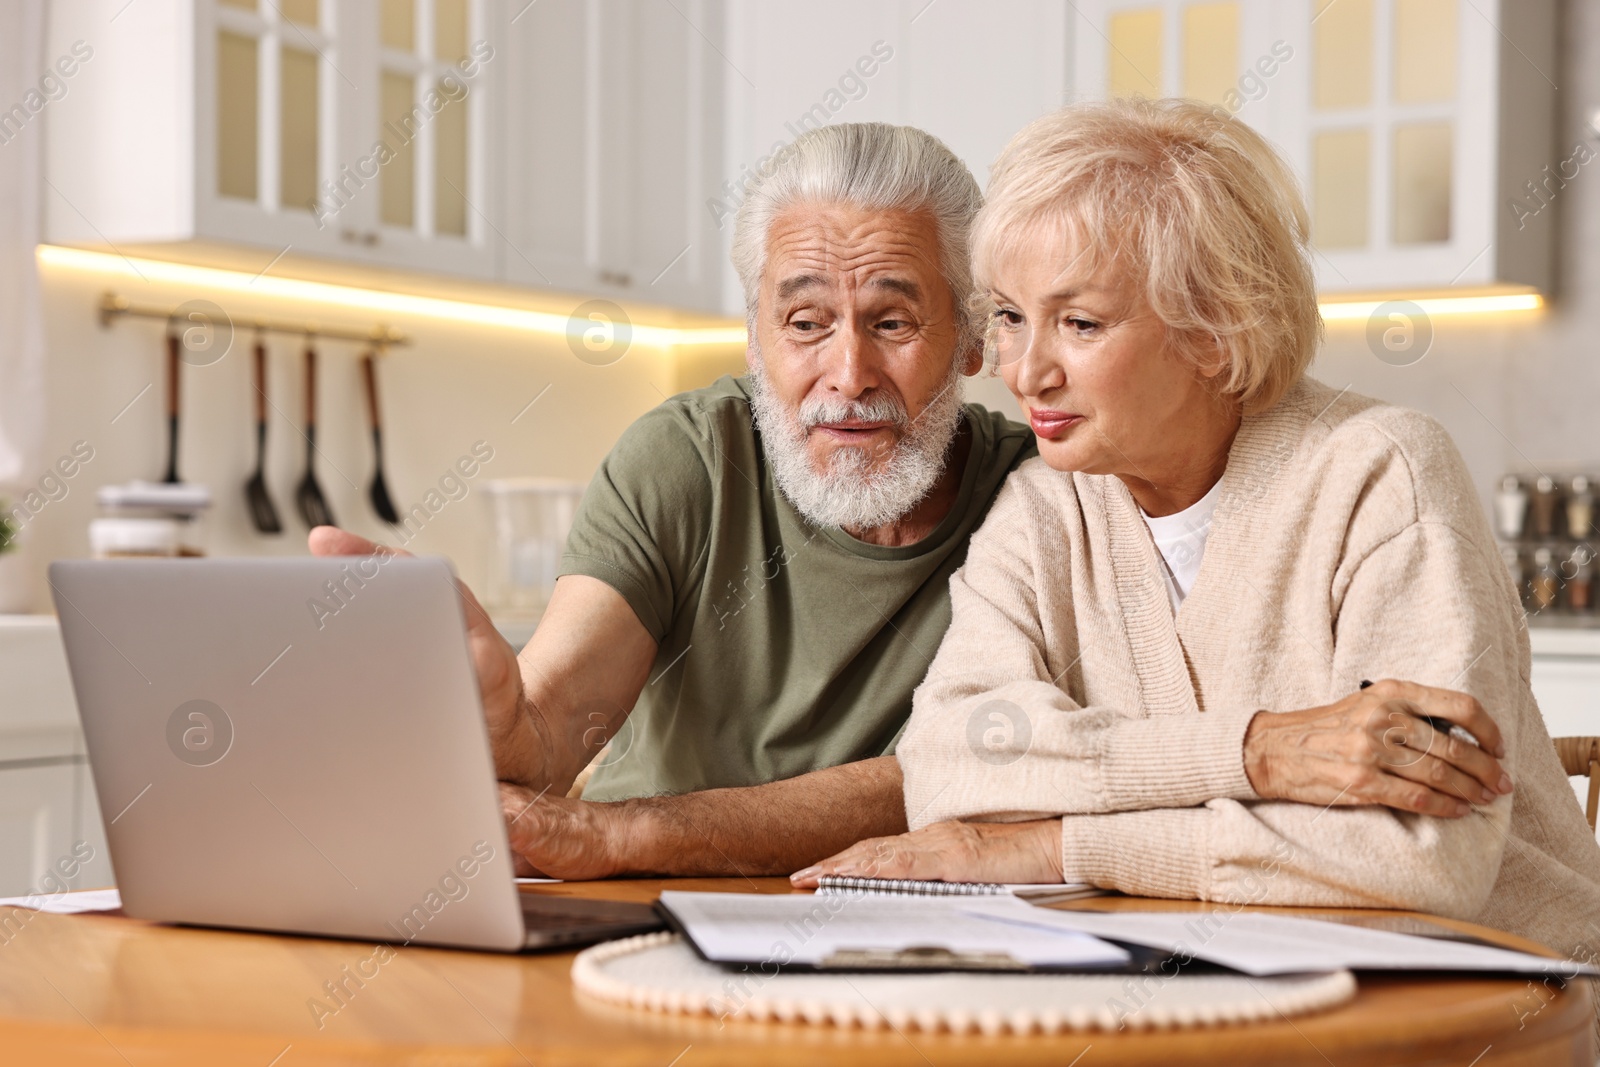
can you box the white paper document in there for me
[0,888,122,914]
[976,908,1600,977]
[658,890,1131,969]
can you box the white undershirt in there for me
[1141,479,1223,612]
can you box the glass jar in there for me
[1568,544,1594,614]
[1529,476,1562,540]
[94,482,212,557]
[481,479,586,619]
[1530,545,1560,613]
[1568,475,1595,541]
[1501,544,1525,602]
[89,518,180,559]
[1494,475,1528,541]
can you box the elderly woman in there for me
[794,99,1600,973]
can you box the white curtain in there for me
[0,0,46,488]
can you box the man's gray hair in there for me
[730,123,984,353]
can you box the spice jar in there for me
[1569,545,1594,614]
[1530,476,1562,540]
[1495,475,1529,541]
[1501,543,1525,592]
[1568,475,1596,540]
[1531,545,1560,612]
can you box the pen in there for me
[1359,679,1480,748]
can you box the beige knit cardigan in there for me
[899,377,1600,973]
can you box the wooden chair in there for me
[1555,736,1600,831]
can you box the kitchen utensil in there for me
[295,340,336,529]
[244,336,283,534]
[362,351,400,525]
[163,328,181,483]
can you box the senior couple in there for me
[315,99,1600,970]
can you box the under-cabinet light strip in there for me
[39,245,1543,341]
[36,245,750,347]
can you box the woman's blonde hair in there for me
[973,98,1322,412]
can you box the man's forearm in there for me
[610,756,908,876]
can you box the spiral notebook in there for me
[815,877,1103,905]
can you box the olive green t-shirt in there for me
[564,375,1034,800]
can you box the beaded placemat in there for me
[572,932,1357,1034]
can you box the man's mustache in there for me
[798,393,909,433]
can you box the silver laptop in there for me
[49,557,662,951]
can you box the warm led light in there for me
[36,244,749,347]
[1317,293,1543,321]
[40,244,1542,339]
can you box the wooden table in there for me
[0,878,1590,1066]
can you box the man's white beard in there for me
[748,349,965,531]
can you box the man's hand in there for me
[307,527,545,782]
[1243,678,1514,818]
[498,782,635,881]
[789,818,1065,889]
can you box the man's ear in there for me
[959,339,985,377]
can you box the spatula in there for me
[295,340,335,529]
[163,329,181,483]
[361,351,400,525]
[244,335,283,533]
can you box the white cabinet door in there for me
[1530,654,1600,836]
[0,763,79,898]
[74,760,115,890]
[1064,0,1558,296]
[498,0,725,310]
[47,0,500,280]
[194,0,368,261]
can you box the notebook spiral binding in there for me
[815,876,1009,897]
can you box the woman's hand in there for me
[1243,678,1513,817]
[790,819,1064,889]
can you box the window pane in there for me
[280,47,318,213]
[434,80,467,236]
[436,0,469,62]
[1393,0,1456,103]
[1312,128,1369,249]
[380,71,416,228]
[1182,3,1238,107]
[217,32,258,201]
[1313,0,1373,109]
[1393,122,1452,243]
[381,0,415,51]
[280,0,318,26]
[1109,9,1162,98]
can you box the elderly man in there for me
[313,123,1033,876]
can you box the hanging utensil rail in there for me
[97,291,411,346]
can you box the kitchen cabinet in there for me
[496,0,726,310]
[0,618,109,897]
[716,0,1069,312]
[0,763,79,899]
[1068,0,1559,296]
[1529,629,1600,835]
[47,0,498,280]
[45,0,729,310]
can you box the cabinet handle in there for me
[339,230,381,247]
[598,269,632,287]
